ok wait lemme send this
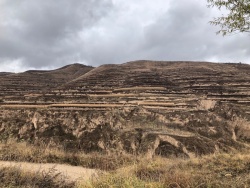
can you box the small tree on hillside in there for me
[207,0,250,35]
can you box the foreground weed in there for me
[0,140,135,170]
[0,166,74,188]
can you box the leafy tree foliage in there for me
[207,0,250,35]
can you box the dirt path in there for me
[0,161,99,182]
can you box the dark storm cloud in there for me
[0,0,113,71]
[0,0,250,72]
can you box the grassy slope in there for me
[82,153,250,188]
[0,140,135,171]
[0,140,249,187]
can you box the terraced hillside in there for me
[52,61,250,113]
[0,61,250,157]
[0,63,93,102]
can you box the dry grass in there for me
[1,140,250,187]
[0,166,74,188]
[0,103,136,109]
[0,140,136,171]
[113,87,166,92]
[50,103,125,108]
[0,104,47,108]
[79,152,250,188]
[138,101,175,106]
[89,94,137,98]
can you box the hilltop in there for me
[0,63,93,100]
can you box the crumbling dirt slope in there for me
[0,61,250,157]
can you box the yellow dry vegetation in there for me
[80,152,250,188]
[113,86,166,92]
[0,140,249,188]
[89,94,137,98]
[0,104,47,108]
[138,101,175,106]
[0,103,138,109]
[50,103,133,108]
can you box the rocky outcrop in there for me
[0,101,249,157]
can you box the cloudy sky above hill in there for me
[0,0,250,72]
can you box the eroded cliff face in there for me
[1,102,249,158]
[1,61,250,158]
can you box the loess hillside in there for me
[0,61,250,157]
[0,63,93,101]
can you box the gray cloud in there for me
[134,0,250,63]
[0,0,249,72]
[0,0,113,71]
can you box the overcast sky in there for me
[0,0,249,72]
